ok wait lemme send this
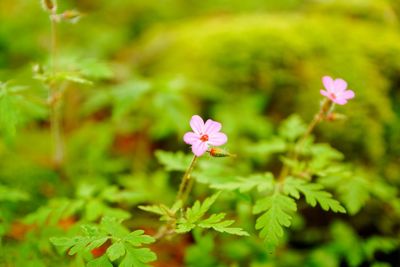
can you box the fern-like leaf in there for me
[176,192,248,236]
[198,213,249,236]
[284,177,346,213]
[211,173,274,193]
[253,192,297,247]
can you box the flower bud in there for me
[208,147,236,158]
[61,10,82,23]
[41,0,57,12]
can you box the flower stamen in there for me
[200,134,209,142]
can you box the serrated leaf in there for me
[100,217,129,238]
[68,236,106,255]
[283,177,346,213]
[128,247,157,264]
[52,234,108,256]
[278,115,307,142]
[176,192,247,236]
[49,237,77,253]
[198,213,249,236]
[155,150,192,171]
[253,193,297,246]
[81,224,101,236]
[86,237,109,251]
[87,255,113,267]
[185,192,221,223]
[124,230,155,247]
[107,242,126,261]
[175,222,196,233]
[211,173,274,193]
[338,176,369,215]
[119,244,157,267]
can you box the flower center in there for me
[330,93,336,99]
[200,134,209,142]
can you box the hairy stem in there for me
[278,98,332,182]
[176,155,198,207]
[153,155,198,240]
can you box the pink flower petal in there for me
[333,78,347,92]
[208,132,227,146]
[342,90,355,99]
[183,132,199,145]
[322,76,334,92]
[320,89,330,98]
[192,140,208,156]
[190,115,204,134]
[204,119,222,135]
[334,98,347,105]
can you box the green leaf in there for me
[155,150,192,172]
[50,215,156,266]
[119,244,157,267]
[197,213,249,236]
[51,221,109,256]
[50,234,109,256]
[100,217,129,238]
[0,185,29,201]
[184,192,221,223]
[253,192,297,247]
[185,232,217,267]
[87,255,113,267]
[211,173,274,193]
[138,204,177,222]
[68,236,108,255]
[364,236,398,260]
[283,177,346,213]
[138,205,164,215]
[176,192,247,236]
[247,137,287,156]
[86,237,109,251]
[107,242,126,261]
[337,176,369,215]
[49,237,77,253]
[56,71,93,85]
[24,198,83,226]
[330,221,363,267]
[176,222,196,233]
[0,92,19,141]
[124,230,155,247]
[278,115,307,142]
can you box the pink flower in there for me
[320,76,355,105]
[183,115,228,157]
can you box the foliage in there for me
[176,192,249,236]
[253,192,297,248]
[1,0,400,266]
[50,217,157,267]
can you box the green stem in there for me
[153,155,198,241]
[48,12,64,168]
[176,155,198,207]
[50,12,56,77]
[278,98,332,182]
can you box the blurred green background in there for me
[1,0,400,266]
